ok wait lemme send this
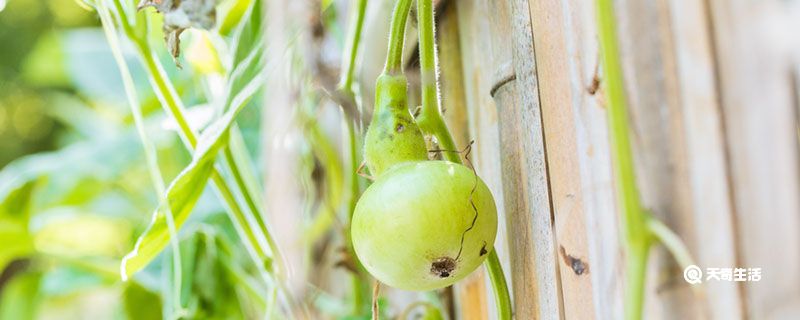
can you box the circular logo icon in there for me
[684,265,703,284]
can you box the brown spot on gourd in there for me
[430,257,456,278]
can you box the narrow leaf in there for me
[119,152,217,280]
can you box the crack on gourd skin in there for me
[450,142,480,261]
[479,241,488,256]
[430,257,456,278]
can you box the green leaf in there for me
[119,149,217,281]
[0,178,43,271]
[218,0,253,36]
[0,271,42,320]
[0,226,33,274]
[420,304,445,320]
[162,228,254,319]
[229,0,263,68]
[123,282,163,320]
[223,0,265,113]
[321,0,334,12]
[0,177,41,218]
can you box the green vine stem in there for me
[338,0,368,96]
[595,0,693,319]
[95,1,185,314]
[415,1,512,319]
[384,0,413,75]
[595,0,651,317]
[414,0,457,164]
[595,0,652,318]
[337,0,371,315]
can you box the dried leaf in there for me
[138,0,217,63]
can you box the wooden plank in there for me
[523,0,626,318]
[493,1,564,319]
[706,0,800,318]
[660,0,744,318]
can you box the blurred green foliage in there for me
[0,0,98,166]
[0,0,264,319]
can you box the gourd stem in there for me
[384,0,413,74]
[416,0,459,163]
[486,250,513,320]
[415,1,512,319]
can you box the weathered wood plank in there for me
[494,1,563,319]
[660,0,743,318]
[524,0,625,318]
[706,0,800,318]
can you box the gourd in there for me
[352,70,498,291]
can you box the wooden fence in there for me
[413,0,800,319]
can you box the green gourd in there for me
[353,72,498,290]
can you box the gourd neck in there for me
[373,73,408,117]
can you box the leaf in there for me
[123,282,163,320]
[229,0,263,67]
[0,178,43,271]
[0,177,41,218]
[0,133,144,210]
[420,304,445,320]
[119,149,217,281]
[223,0,265,113]
[218,0,253,36]
[0,271,42,320]
[0,226,33,273]
[321,0,334,12]
[161,228,253,319]
[138,0,217,60]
